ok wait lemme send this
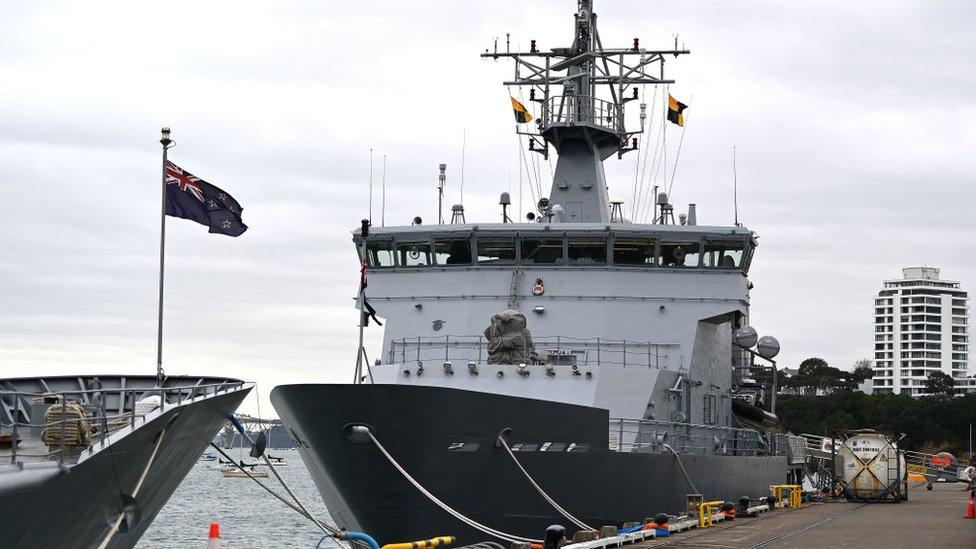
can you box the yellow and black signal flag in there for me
[511,97,534,124]
[667,94,688,127]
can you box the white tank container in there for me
[840,432,906,499]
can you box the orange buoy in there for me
[207,522,221,548]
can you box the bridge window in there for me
[613,238,655,265]
[434,239,472,265]
[703,242,745,268]
[364,241,395,267]
[521,238,563,264]
[567,237,606,264]
[659,242,701,267]
[476,238,516,265]
[396,241,431,267]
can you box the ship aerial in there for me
[272,1,799,544]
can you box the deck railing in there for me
[609,417,791,457]
[545,95,620,132]
[388,335,678,369]
[0,381,245,467]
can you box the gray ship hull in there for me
[0,383,249,549]
[272,384,787,545]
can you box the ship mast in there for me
[482,0,688,223]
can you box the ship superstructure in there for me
[273,2,792,544]
[360,221,756,429]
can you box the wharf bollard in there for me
[544,525,566,549]
[737,497,750,515]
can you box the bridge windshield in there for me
[612,238,655,265]
[477,238,517,265]
[359,231,753,272]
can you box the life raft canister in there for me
[531,278,545,296]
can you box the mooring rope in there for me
[96,427,168,549]
[209,443,340,537]
[225,414,338,536]
[662,443,700,495]
[496,435,594,531]
[363,429,542,544]
[263,449,333,533]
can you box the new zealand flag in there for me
[165,161,247,236]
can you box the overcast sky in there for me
[1,1,973,415]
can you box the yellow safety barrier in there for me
[382,536,456,549]
[908,473,926,483]
[908,464,928,474]
[698,500,724,528]
[770,484,803,509]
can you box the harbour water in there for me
[138,449,338,549]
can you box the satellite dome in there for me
[733,326,758,349]
[756,336,780,359]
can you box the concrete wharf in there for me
[631,483,973,548]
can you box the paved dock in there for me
[635,483,974,548]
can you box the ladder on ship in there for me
[508,268,523,309]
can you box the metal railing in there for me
[387,335,677,369]
[608,417,785,457]
[904,449,968,482]
[0,381,245,467]
[545,95,619,132]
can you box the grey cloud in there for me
[1,0,973,413]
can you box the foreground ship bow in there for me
[0,375,251,549]
[274,0,795,544]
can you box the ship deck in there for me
[633,482,973,548]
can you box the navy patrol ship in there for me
[273,1,794,543]
[0,375,250,548]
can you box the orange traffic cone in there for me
[207,522,221,548]
[965,492,975,519]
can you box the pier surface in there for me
[636,483,973,548]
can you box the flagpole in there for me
[157,127,173,384]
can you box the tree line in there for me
[777,391,975,455]
[774,358,974,455]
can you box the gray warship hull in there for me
[0,376,250,549]
[272,383,787,545]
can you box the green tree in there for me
[924,371,955,396]
[793,357,857,393]
[798,357,829,376]
[851,359,874,384]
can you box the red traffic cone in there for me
[965,493,975,519]
[207,522,221,548]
